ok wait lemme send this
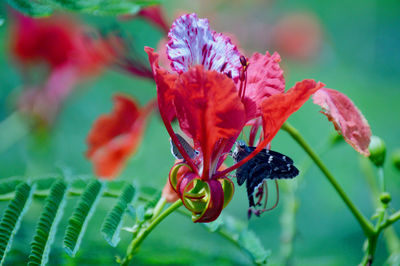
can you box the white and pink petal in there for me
[167,13,242,82]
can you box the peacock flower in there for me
[86,95,155,179]
[146,13,370,222]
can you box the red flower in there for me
[10,13,114,126]
[271,12,322,61]
[146,13,291,222]
[86,95,155,179]
[11,13,112,76]
[146,13,370,221]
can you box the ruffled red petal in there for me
[86,95,154,179]
[244,52,285,118]
[313,88,371,156]
[173,66,246,179]
[261,79,325,143]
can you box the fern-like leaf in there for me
[63,179,104,257]
[0,182,35,264]
[28,180,68,266]
[101,184,135,247]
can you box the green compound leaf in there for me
[238,229,270,265]
[0,182,36,264]
[6,0,53,17]
[101,184,135,247]
[7,0,161,17]
[63,179,104,257]
[203,215,270,265]
[28,180,68,266]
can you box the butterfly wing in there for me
[233,143,299,208]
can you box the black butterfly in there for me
[232,141,299,209]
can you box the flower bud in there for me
[368,136,386,167]
[391,149,400,172]
[380,192,391,205]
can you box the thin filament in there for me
[158,103,199,176]
[262,180,280,212]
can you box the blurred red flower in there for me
[271,12,323,61]
[86,95,155,179]
[10,13,114,126]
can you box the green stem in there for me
[378,167,385,192]
[383,211,400,229]
[360,157,400,259]
[120,200,183,266]
[151,197,167,219]
[281,122,374,237]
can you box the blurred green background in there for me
[0,0,400,265]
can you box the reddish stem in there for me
[248,120,261,147]
[158,105,199,176]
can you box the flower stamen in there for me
[238,56,249,100]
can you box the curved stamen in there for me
[248,120,261,147]
[239,56,249,100]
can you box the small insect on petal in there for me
[170,133,199,160]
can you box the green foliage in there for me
[0,182,35,264]
[204,215,270,265]
[101,184,135,247]
[238,229,270,265]
[28,180,68,266]
[6,0,160,17]
[5,0,52,17]
[0,177,22,196]
[63,179,104,257]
